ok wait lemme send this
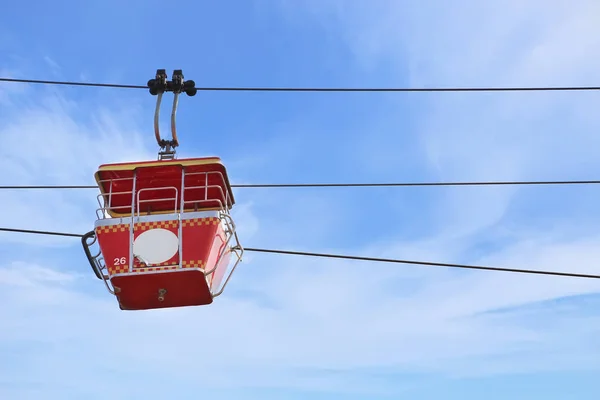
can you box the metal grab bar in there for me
[81,231,116,295]
[136,186,179,216]
[81,231,103,279]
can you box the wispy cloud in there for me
[1,1,600,398]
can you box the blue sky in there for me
[1,0,600,399]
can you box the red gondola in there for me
[82,70,243,310]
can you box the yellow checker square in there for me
[183,260,202,268]
[96,223,130,235]
[133,259,178,269]
[182,260,206,269]
[111,265,128,274]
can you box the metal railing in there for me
[95,170,231,218]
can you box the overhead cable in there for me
[2,77,600,93]
[0,227,83,238]
[2,179,600,190]
[245,248,600,279]
[1,227,598,280]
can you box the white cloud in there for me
[0,262,75,287]
[1,232,599,396]
[0,70,31,106]
[43,56,60,72]
[0,88,154,246]
[2,1,600,397]
[261,0,600,382]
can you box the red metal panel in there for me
[206,225,231,291]
[180,217,219,269]
[95,224,131,275]
[95,215,227,310]
[112,270,213,310]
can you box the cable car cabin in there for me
[82,157,243,311]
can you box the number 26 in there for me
[113,257,127,266]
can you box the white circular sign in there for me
[133,228,179,265]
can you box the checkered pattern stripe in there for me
[135,220,179,231]
[96,224,130,234]
[110,261,207,274]
[96,217,218,275]
[181,217,220,227]
[95,217,219,234]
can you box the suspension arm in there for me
[147,69,197,159]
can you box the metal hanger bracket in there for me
[147,69,197,160]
